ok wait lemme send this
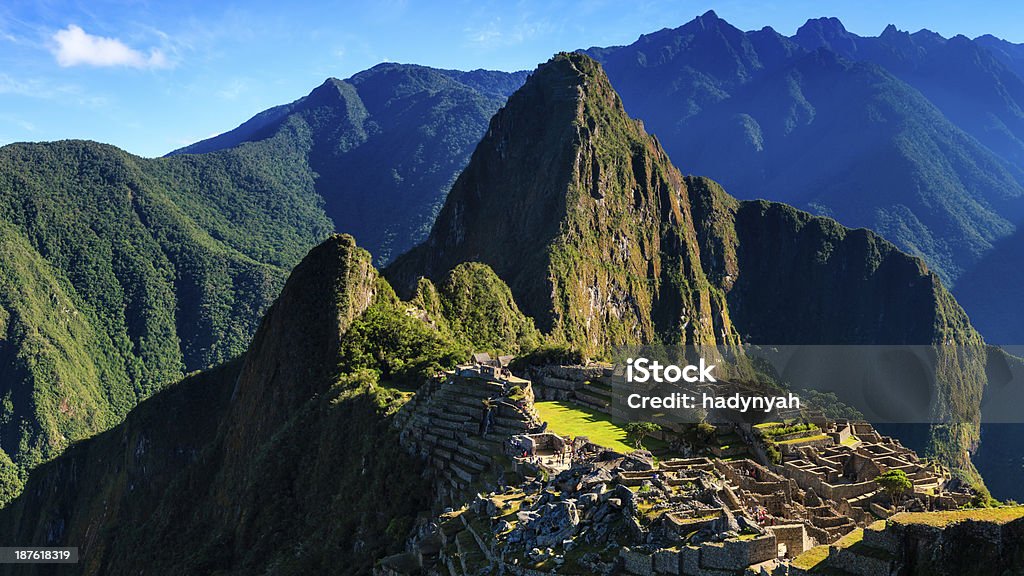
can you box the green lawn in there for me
[890,505,1024,527]
[534,400,646,453]
[791,545,830,570]
[775,433,829,445]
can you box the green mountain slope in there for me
[171,64,528,265]
[0,235,476,575]
[0,63,528,498]
[387,53,743,354]
[0,138,332,502]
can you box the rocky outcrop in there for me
[0,235,434,576]
[220,234,377,462]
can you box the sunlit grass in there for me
[534,400,637,453]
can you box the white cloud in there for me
[464,15,551,49]
[216,78,248,100]
[51,24,170,69]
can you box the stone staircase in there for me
[572,379,613,412]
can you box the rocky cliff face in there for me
[388,53,742,354]
[685,177,979,346]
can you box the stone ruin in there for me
[381,360,984,575]
[392,359,539,502]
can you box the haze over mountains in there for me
[583,11,1024,345]
[170,64,527,265]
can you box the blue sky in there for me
[1,0,1022,158]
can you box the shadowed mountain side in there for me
[0,235,442,575]
[171,64,528,265]
[583,12,1024,290]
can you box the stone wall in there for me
[823,480,877,501]
[830,545,894,576]
[862,523,900,555]
[525,364,609,401]
[779,437,832,455]
[768,524,810,557]
[619,534,780,576]
[698,535,777,571]
[621,547,654,576]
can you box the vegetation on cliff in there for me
[0,138,331,500]
[412,262,541,355]
[0,235,464,575]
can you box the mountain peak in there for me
[880,23,904,37]
[225,234,377,455]
[387,52,737,351]
[304,76,360,106]
[678,9,726,33]
[792,16,858,53]
[798,16,849,36]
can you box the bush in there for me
[760,422,817,438]
[510,341,584,370]
[696,421,716,443]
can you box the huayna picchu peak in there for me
[388,52,744,352]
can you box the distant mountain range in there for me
[170,64,527,266]
[582,11,1024,345]
[168,12,1024,345]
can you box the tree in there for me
[624,422,661,450]
[874,470,913,505]
[695,421,717,444]
[0,450,23,509]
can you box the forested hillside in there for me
[0,138,331,503]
